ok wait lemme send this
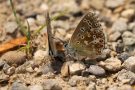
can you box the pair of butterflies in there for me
[46,11,106,59]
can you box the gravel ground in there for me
[0,0,135,90]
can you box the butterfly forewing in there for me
[69,11,105,58]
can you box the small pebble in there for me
[99,57,122,72]
[3,63,10,73]
[34,50,49,61]
[4,21,18,34]
[109,31,121,41]
[40,63,54,74]
[69,62,86,75]
[118,52,130,62]
[117,69,135,85]
[88,65,106,76]
[26,66,34,73]
[61,61,73,77]
[11,81,29,90]
[42,79,62,90]
[111,18,127,33]
[122,56,135,73]
[121,9,135,18]
[68,76,89,87]
[115,42,124,53]
[5,66,15,75]
[128,22,135,31]
[105,0,125,8]
[122,31,135,46]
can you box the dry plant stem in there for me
[25,20,32,59]
[45,11,57,57]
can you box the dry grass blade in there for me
[0,37,27,54]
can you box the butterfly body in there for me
[67,11,105,59]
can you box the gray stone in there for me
[34,50,49,61]
[111,18,127,33]
[115,42,124,53]
[4,66,15,75]
[68,76,89,87]
[11,81,29,90]
[15,61,31,74]
[40,63,54,74]
[99,57,122,72]
[88,65,106,76]
[117,69,135,84]
[105,0,125,8]
[42,79,62,90]
[26,66,34,73]
[118,52,130,62]
[3,63,10,72]
[122,56,135,73]
[4,21,18,33]
[1,51,26,66]
[122,31,135,46]
[69,62,86,75]
[109,31,121,41]
[121,9,135,19]
[61,61,73,77]
[128,22,135,31]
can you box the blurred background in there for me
[0,0,135,90]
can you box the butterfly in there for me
[65,11,106,59]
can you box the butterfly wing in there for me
[69,11,105,58]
